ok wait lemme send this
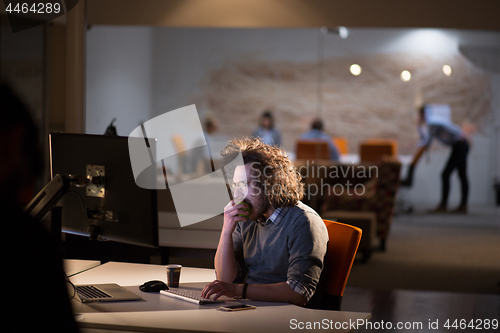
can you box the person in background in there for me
[204,115,219,145]
[194,113,229,173]
[300,118,340,162]
[252,110,281,146]
[0,82,79,332]
[201,138,328,307]
[404,104,469,214]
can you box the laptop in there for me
[74,283,142,303]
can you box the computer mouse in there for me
[139,280,169,292]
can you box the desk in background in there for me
[157,183,223,250]
[70,262,371,333]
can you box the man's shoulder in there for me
[284,201,323,225]
[300,130,314,139]
[283,202,328,242]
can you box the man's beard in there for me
[245,197,270,223]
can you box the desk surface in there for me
[64,259,101,277]
[69,261,217,285]
[70,262,371,333]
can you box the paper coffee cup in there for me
[166,264,182,288]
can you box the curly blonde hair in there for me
[221,137,304,208]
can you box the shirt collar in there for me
[261,206,290,226]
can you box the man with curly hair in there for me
[201,138,328,306]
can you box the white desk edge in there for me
[70,261,371,333]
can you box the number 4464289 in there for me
[444,319,498,330]
[5,2,62,14]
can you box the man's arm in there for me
[400,145,426,187]
[401,123,433,186]
[412,123,434,166]
[245,282,307,306]
[410,145,426,166]
[204,213,327,307]
[214,200,248,282]
[201,281,307,306]
[214,227,238,283]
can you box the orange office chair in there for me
[317,219,362,311]
[359,138,397,163]
[332,137,349,155]
[296,140,330,160]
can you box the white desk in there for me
[70,261,217,286]
[64,259,101,277]
[70,262,371,333]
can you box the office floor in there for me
[342,206,500,332]
[342,288,499,332]
[348,206,500,295]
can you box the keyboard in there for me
[76,285,112,299]
[160,288,224,305]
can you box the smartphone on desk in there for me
[219,304,257,311]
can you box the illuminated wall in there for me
[86,27,500,208]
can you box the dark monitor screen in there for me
[49,133,158,248]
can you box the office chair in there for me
[296,140,330,160]
[359,138,397,163]
[319,219,362,311]
[332,137,349,155]
[171,134,187,174]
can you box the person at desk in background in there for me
[192,113,230,173]
[252,110,281,146]
[403,104,469,214]
[201,138,328,306]
[0,83,79,332]
[300,118,340,162]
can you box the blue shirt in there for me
[252,127,281,146]
[418,122,465,148]
[300,129,340,161]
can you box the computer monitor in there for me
[47,133,158,248]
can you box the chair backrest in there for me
[359,138,397,163]
[332,137,349,155]
[171,134,186,156]
[296,140,330,160]
[320,219,362,310]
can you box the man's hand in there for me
[214,200,249,283]
[222,200,249,235]
[201,280,307,306]
[201,280,242,300]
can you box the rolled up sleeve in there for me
[286,215,328,299]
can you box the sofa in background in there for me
[322,157,402,252]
